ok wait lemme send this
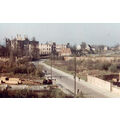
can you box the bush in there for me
[0,89,38,98]
[96,62,111,71]
[13,65,27,74]
[17,57,30,64]
[49,88,72,98]
[67,65,74,71]
[13,63,37,75]
[109,64,118,72]
[27,63,36,74]
[85,60,94,69]
[35,65,45,77]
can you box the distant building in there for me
[58,48,72,56]
[39,43,52,55]
[54,43,71,56]
[39,42,71,56]
[6,34,39,59]
[113,44,120,51]
[76,45,81,50]
[103,46,108,51]
[75,43,95,55]
[29,40,39,59]
[56,44,66,53]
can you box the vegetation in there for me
[45,57,120,81]
[0,88,73,98]
[109,64,118,72]
[0,58,44,79]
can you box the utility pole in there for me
[74,50,77,97]
[51,53,53,80]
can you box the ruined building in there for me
[39,42,71,57]
[6,35,39,60]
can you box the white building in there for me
[39,43,52,55]
[76,45,81,50]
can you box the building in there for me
[103,46,108,51]
[76,45,81,50]
[6,35,39,59]
[56,44,67,52]
[39,43,52,55]
[58,48,72,56]
[39,42,71,56]
[29,40,39,59]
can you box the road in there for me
[33,60,120,98]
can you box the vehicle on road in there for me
[43,74,56,85]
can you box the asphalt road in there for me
[33,60,120,98]
[32,61,108,98]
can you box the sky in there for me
[0,23,120,46]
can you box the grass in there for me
[45,59,87,81]
[0,87,73,98]
[45,60,73,74]
[0,58,45,82]
[44,58,119,81]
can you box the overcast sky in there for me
[0,23,120,46]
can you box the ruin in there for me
[5,35,39,60]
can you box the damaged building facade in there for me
[6,35,39,60]
[39,42,72,57]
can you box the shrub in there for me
[67,65,74,71]
[109,64,118,72]
[0,89,38,98]
[27,63,36,74]
[17,57,30,64]
[35,65,45,77]
[13,65,27,74]
[96,62,111,71]
[49,88,72,98]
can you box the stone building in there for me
[39,42,71,56]
[39,43,52,55]
[6,35,39,59]
[29,40,39,60]
[58,48,72,56]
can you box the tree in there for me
[81,42,87,49]
[32,37,36,41]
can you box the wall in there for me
[87,75,120,96]
[87,75,111,91]
[112,86,120,95]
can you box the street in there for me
[33,60,120,98]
